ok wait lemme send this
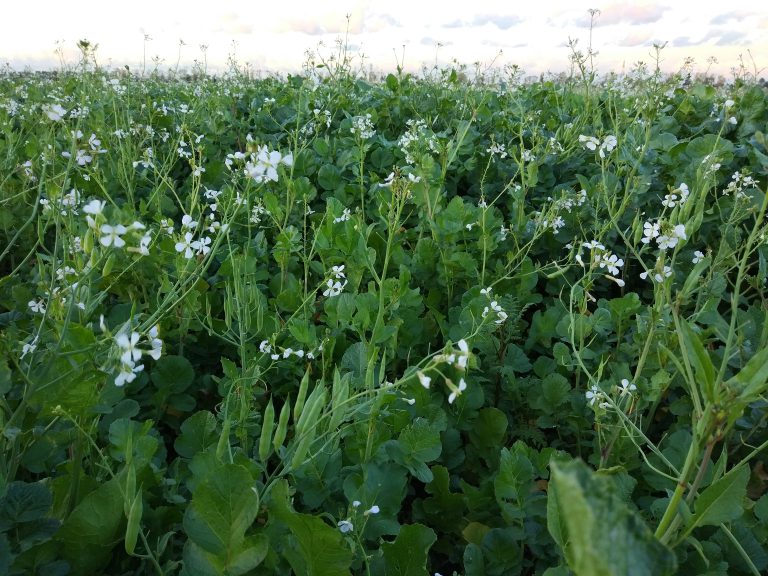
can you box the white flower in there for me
[83,199,105,216]
[43,103,66,121]
[417,371,431,389]
[100,224,127,248]
[323,279,344,298]
[147,325,163,360]
[181,214,197,229]
[585,384,601,406]
[259,340,271,353]
[333,208,351,224]
[115,361,144,387]
[191,236,212,256]
[28,299,46,314]
[338,520,354,533]
[448,378,467,404]
[175,232,195,259]
[332,265,346,279]
[599,135,617,158]
[579,135,599,151]
[480,287,492,296]
[641,221,660,244]
[582,240,605,251]
[20,337,38,359]
[364,505,380,515]
[116,331,142,364]
[692,250,704,264]
[618,378,637,396]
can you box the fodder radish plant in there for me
[1,45,768,576]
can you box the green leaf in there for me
[389,418,442,483]
[495,443,534,524]
[55,478,124,574]
[547,458,676,576]
[269,480,352,576]
[183,464,259,556]
[374,523,437,576]
[729,346,768,402]
[151,355,195,393]
[182,534,268,576]
[0,481,53,527]
[691,465,749,528]
[175,411,219,459]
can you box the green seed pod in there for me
[124,491,143,555]
[296,385,326,438]
[83,229,94,254]
[103,253,116,277]
[258,398,275,462]
[293,368,310,423]
[328,371,350,433]
[273,399,291,453]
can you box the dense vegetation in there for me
[1,52,768,575]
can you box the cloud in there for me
[578,4,668,27]
[710,11,753,25]
[701,28,750,47]
[444,13,521,30]
[618,31,652,47]
[672,36,697,47]
[714,30,748,46]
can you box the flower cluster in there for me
[487,141,507,158]
[479,287,509,325]
[258,339,322,361]
[113,325,163,387]
[641,221,686,251]
[323,265,348,298]
[338,500,381,534]
[722,170,759,200]
[661,183,689,208]
[350,114,375,139]
[579,134,617,158]
[398,119,439,165]
[61,131,107,166]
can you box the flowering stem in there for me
[654,432,702,544]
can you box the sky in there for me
[2,0,766,77]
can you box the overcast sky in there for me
[3,0,766,76]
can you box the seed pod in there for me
[273,398,291,453]
[124,491,143,555]
[293,368,310,423]
[296,385,326,438]
[103,253,116,277]
[328,370,350,432]
[83,229,94,254]
[258,398,275,462]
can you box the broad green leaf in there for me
[175,411,219,459]
[183,464,259,557]
[389,418,442,483]
[548,458,676,576]
[495,443,534,524]
[0,481,53,527]
[373,523,436,576]
[269,480,352,576]
[691,465,749,528]
[182,534,268,576]
[151,355,195,393]
[55,478,124,574]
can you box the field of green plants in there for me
[1,50,768,575]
